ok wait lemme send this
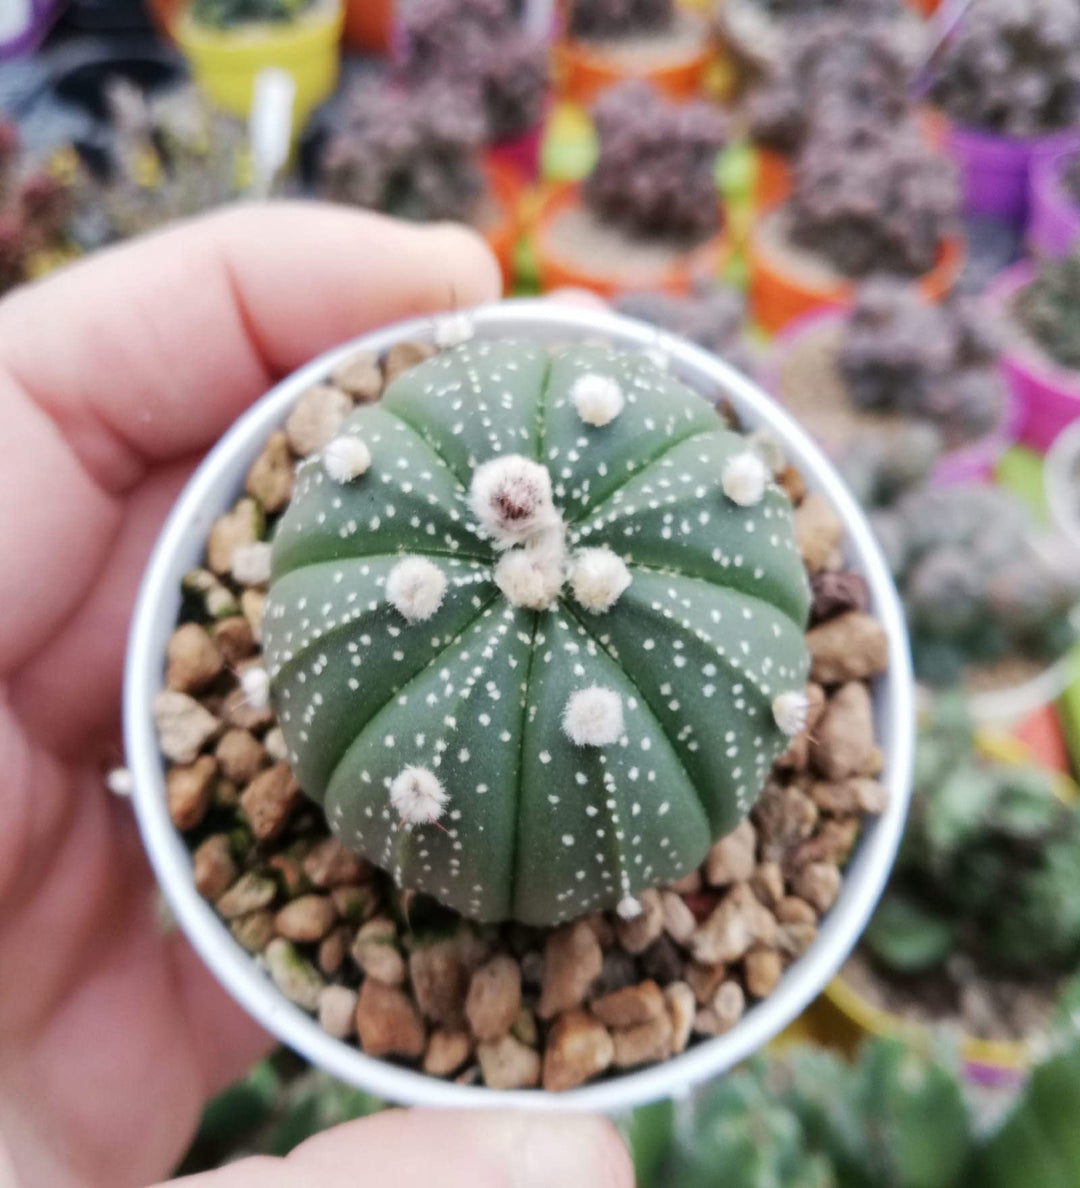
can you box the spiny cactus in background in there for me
[742,0,899,16]
[838,422,945,511]
[1015,242,1080,373]
[320,81,486,224]
[584,82,727,243]
[883,484,1078,683]
[567,0,674,39]
[262,336,811,926]
[932,0,1080,135]
[866,700,1080,976]
[615,280,754,374]
[747,17,912,157]
[190,0,312,26]
[397,0,548,142]
[788,118,959,278]
[838,279,1005,444]
[76,81,248,244]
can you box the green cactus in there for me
[263,337,811,926]
[1015,243,1080,373]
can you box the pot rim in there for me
[124,299,915,1112]
[1046,418,1080,552]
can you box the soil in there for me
[156,336,893,1092]
[541,201,716,287]
[756,207,848,290]
[577,11,708,70]
[840,950,1063,1046]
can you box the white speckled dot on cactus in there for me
[260,338,813,927]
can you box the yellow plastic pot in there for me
[176,0,343,134]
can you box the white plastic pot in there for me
[124,299,915,1112]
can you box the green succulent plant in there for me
[263,336,811,926]
[1016,243,1080,373]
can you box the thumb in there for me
[163,1110,633,1188]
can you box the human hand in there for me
[0,204,627,1188]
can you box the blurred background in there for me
[4,0,1080,1182]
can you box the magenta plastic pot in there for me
[990,263,1080,453]
[1028,139,1080,258]
[761,307,1022,485]
[0,0,61,56]
[485,112,547,182]
[944,122,1080,230]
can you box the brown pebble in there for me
[410,939,467,1026]
[754,782,819,858]
[217,872,277,919]
[355,979,426,1059]
[207,498,262,576]
[303,837,371,888]
[212,616,256,665]
[695,981,745,1036]
[318,985,358,1040]
[665,982,696,1055]
[241,590,265,644]
[166,624,225,693]
[240,763,301,841]
[229,910,275,953]
[776,896,817,926]
[167,755,217,830]
[318,928,348,977]
[777,464,805,505]
[668,870,702,895]
[245,430,294,513]
[790,818,860,869]
[384,339,435,382]
[810,777,888,816]
[812,682,875,781]
[466,955,522,1041]
[154,690,220,764]
[478,1033,541,1090]
[193,834,236,901]
[778,921,818,958]
[614,888,664,955]
[591,980,666,1029]
[285,384,352,456]
[749,861,785,908]
[425,1029,474,1077]
[222,675,275,732]
[538,921,603,1020]
[264,938,324,1010]
[687,960,726,1006]
[332,883,379,925]
[542,1009,614,1092]
[810,570,870,624]
[267,849,307,899]
[352,918,406,986]
[639,934,685,985]
[660,890,698,945]
[704,819,757,887]
[331,349,383,402]
[807,613,888,684]
[745,947,784,998]
[692,883,777,965]
[274,894,337,943]
[215,729,267,784]
[511,1006,539,1048]
[792,862,842,914]
[795,494,842,574]
[582,913,615,949]
[612,1012,674,1068]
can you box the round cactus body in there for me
[263,338,811,926]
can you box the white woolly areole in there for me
[570,547,632,614]
[240,665,271,710]
[721,450,770,507]
[571,373,625,427]
[434,311,475,349]
[495,546,564,611]
[469,455,559,548]
[616,895,643,921]
[323,435,371,483]
[562,685,625,748]
[389,765,448,825]
[106,767,133,798]
[386,556,447,623]
[772,690,810,737]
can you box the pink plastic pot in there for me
[990,263,1080,453]
[944,122,1080,230]
[1028,138,1080,258]
[762,307,1022,484]
[485,115,547,182]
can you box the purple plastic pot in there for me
[944,122,1080,230]
[1028,138,1080,258]
[761,307,1022,485]
[0,0,60,57]
[990,263,1080,453]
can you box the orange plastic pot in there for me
[748,225,964,335]
[553,32,714,106]
[343,0,393,52]
[479,161,523,291]
[533,184,728,299]
[906,0,940,15]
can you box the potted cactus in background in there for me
[832,699,1080,1080]
[748,116,963,333]
[931,0,1080,230]
[174,0,342,133]
[555,0,714,105]
[319,80,520,285]
[990,242,1080,451]
[533,80,728,297]
[395,0,550,180]
[765,278,1016,486]
[125,301,911,1101]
